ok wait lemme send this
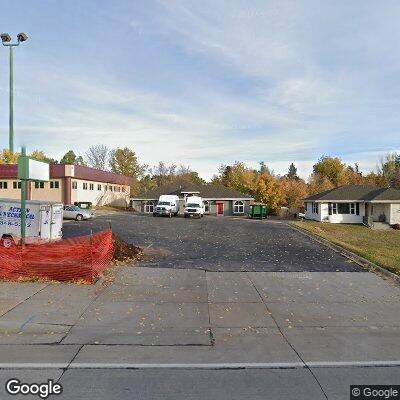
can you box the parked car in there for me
[184,196,204,218]
[63,205,94,221]
[153,195,179,217]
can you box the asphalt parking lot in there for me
[63,212,362,272]
[1,212,399,399]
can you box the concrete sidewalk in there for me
[1,268,400,358]
[0,267,399,399]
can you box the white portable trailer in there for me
[0,198,63,245]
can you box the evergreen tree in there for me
[287,163,299,180]
[60,150,86,165]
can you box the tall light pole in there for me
[1,33,28,154]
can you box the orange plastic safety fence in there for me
[0,229,115,283]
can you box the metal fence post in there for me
[90,229,94,282]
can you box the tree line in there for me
[212,154,399,212]
[0,146,204,196]
[0,146,399,212]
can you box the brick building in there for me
[0,164,131,207]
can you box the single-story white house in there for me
[304,185,400,226]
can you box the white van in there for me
[0,198,63,245]
[153,195,180,217]
[184,196,204,218]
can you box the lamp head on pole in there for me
[17,33,28,42]
[0,33,11,43]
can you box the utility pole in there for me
[9,46,14,152]
[1,33,29,153]
[20,146,27,248]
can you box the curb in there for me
[289,223,400,284]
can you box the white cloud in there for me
[156,0,302,78]
[1,0,399,181]
[8,64,320,179]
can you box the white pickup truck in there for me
[0,198,63,245]
[184,196,204,218]
[153,195,180,217]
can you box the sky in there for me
[0,0,399,180]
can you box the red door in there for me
[217,203,224,216]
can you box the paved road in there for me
[0,213,398,399]
[0,266,399,399]
[63,212,362,272]
[1,366,399,400]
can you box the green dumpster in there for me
[74,201,93,210]
[249,204,268,219]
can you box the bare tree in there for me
[177,164,192,175]
[150,161,176,177]
[146,162,205,188]
[85,144,110,170]
[148,161,177,187]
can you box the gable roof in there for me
[133,183,253,200]
[305,185,400,202]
